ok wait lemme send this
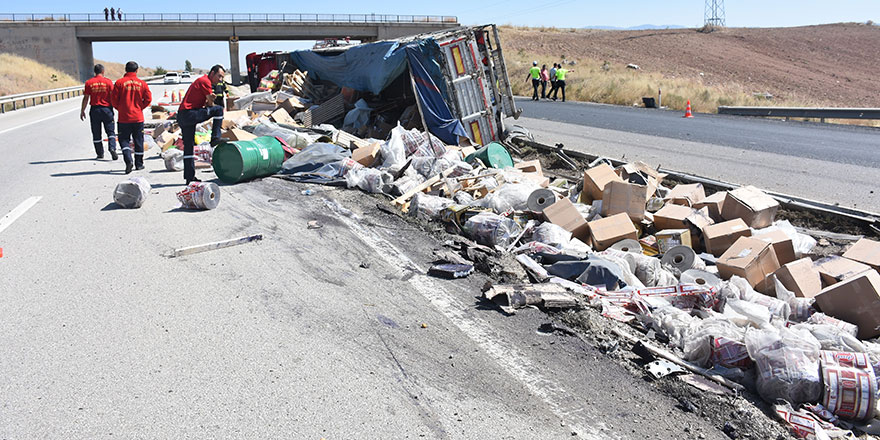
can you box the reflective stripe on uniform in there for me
[134,152,145,155]
[93,140,102,143]
[212,116,223,120]
[182,155,197,159]
[122,147,132,152]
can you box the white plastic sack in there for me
[380,124,407,168]
[773,275,814,322]
[113,177,151,209]
[343,99,372,132]
[791,323,866,353]
[488,183,541,213]
[345,167,392,194]
[408,193,454,221]
[143,134,158,151]
[162,148,183,171]
[531,222,572,249]
[683,318,748,367]
[651,305,699,349]
[729,276,790,321]
[745,326,822,404]
[620,252,679,287]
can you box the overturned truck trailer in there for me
[246,24,520,146]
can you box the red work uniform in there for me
[180,75,213,110]
[111,72,153,169]
[84,74,117,157]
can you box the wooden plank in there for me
[168,234,263,258]
[392,168,455,206]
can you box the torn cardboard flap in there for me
[694,191,727,223]
[815,270,880,339]
[774,257,823,298]
[222,128,257,141]
[601,180,648,221]
[754,229,796,266]
[717,236,781,288]
[721,186,779,229]
[514,160,543,176]
[702,218,752,257]
[665,183,706,207]
[589,212,638,251]
[580,163,622,204]
[270,108,296,125]
[352,142,381,166]
[843,238,880,271]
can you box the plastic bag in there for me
[772,275,814,322]
[722,297,773,328]
[113,177,150,209]
[345,167,392,194]
[253,121,317,149]
[745,326,822,404]
[730,276,790,321]
[563,238,593,254]
[488,183,540,213]
[343,99,372,132]
[143,134,158,152]
[791,323,866,353]
[619,251,679,288]
[758,220,817,257]
[402,128,446,158]
[531,222,572,248]
[233,91,273,110]
[462,212,522,248]
[162,148,183,171]
[409,193,455,221]
[684,318,750,368]
[651,305,699,349]
[597,250,646,291]
[380,124,407,168]
[808,313,859,337]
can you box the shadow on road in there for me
[31,158,101,165]
[100,202,124,211]
[51,170,126,177]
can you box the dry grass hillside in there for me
[0,56,150,97]
[499,23,880,112]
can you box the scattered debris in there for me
[427,263,474,279]
[307,220,321,229]
[167,234,263,258]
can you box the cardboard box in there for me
[754,229,796,266]
[656,229,692,254]
[221,110,249,130]
[815,270,880,339]
[665,183,706,207]
[580,164,622,204]
[270,108,296,125]
[226,96,238,111]
[774,257,823,298]
[151,111,169,120]
[156,131,179,150]
[694,191,727,222]
[601,180,648,221]
[588,212,639,251]
[721,186,779,229]
[542,198,590,242]
[653,204,695,231]
[843,238,880,271]
[279,96,308,114]
[352,141,381,166]
[702,218,752,257]
[222,128,257,141]
[460,146,477,158]
[717,236,781,288]
[514,160,543,175]
[814,256,873,287]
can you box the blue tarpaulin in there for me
[405,43,468,146]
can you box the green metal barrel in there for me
[465,142,514,169]
[212,136,286,184]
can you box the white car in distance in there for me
[163,72,180,84]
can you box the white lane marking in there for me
[0,108,78,136]
[323,198,609,439]
[0,196,42,235]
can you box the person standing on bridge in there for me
[178,65,226,184]
[117,8,122,21]
[80,64,118,160]
[103,7,109,21]
[526,61,541,101]
[110,8,115,21]
[111,61,152,174]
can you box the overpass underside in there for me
[0,21,458,84]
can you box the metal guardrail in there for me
[0,13,458,24]
[0,75,163,113]
[718,106,880,120]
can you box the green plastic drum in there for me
[465,142,514,169]
[212,136,286,184]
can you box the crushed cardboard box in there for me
[721,186,779,229]
[222,128,257,142]
[815,256,873,287]
[694,191,726,223]
[754,229,796,266]
[352,142,381,167]
[665,183,705,207]
[654,204,696,231]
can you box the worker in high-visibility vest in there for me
[526,61,541,101]
[551,65,574,102]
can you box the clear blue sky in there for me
[6,1,879,71]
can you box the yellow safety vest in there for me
[530,66,540,79]
[556,69,568,81]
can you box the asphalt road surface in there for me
[513,98,880,213]
[0,84,736,438]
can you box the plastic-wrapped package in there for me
[409,157,468,179]
[488,183,541,213]
[402,128,447,158]
[409,193,455,221]
[597,250,646,290]
[233,91,273,110]
[345,167,393,194]
[722,297,773,328]
[753,220,817,257]
[113,177,151,209]
[380,124,408,168]
[162,148,183,171]
[772,275,814,322]
[531,222,572,248]
[343,99,372,132]
[791,323,866,353]
[453,191,475,205]
[808,313,859,337]
[651,305,699,349]
[462,212,523,248]
[253,121,316,149]
[391,174,425,197]
[684,318,750,368]
[729,276,791,321]
[144,134,159,151]
[618,251,679,287]
[563,238,593,254]
[745,326,822,404]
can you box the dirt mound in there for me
[500,23,880,107]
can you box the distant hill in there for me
[585,24,687,30]
[0,53,79,96]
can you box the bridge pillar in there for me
[76,39,95,83]
[229,37,241,86]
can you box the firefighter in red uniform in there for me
[178,64,225,184]
[111,61,153,174]
[80,64,118,160]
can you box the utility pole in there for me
[704,0,726,27]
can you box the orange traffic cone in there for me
[683,100,694,118]
[163,89,168,98]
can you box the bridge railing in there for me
[0,13,458,23]
[718,106,880,120]
[0,75,163,114]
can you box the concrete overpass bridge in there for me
[0,13,459,84]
